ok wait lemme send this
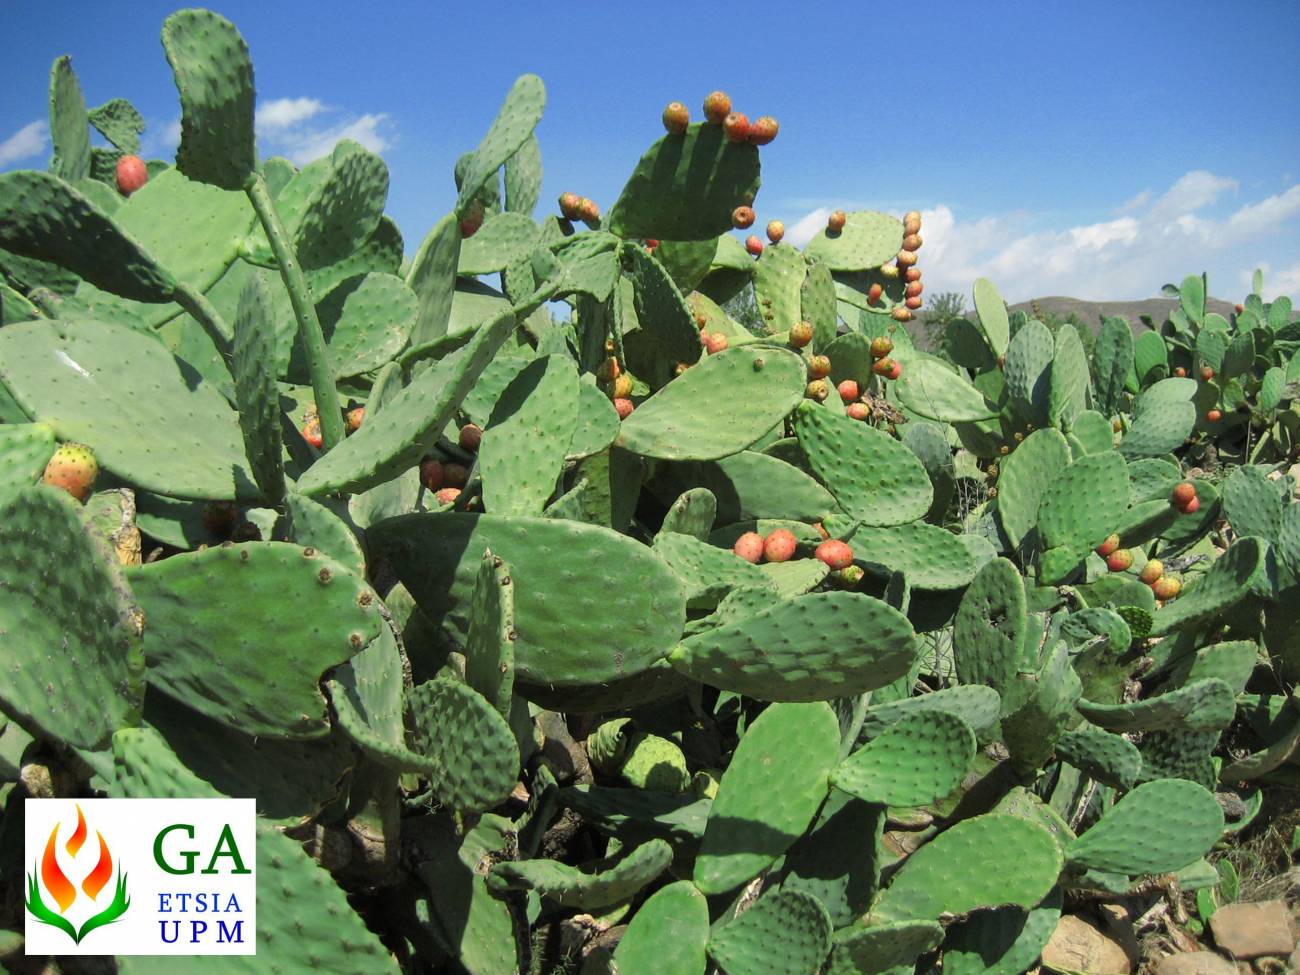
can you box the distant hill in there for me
[1005,295,1237,336]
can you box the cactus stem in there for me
[244,172,344,451]
[172,280,233,356]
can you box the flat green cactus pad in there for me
[612,880,709,975]
[706,888,832,975]
[1067,779,1224,875]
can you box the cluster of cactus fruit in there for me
[2,9,1300,974]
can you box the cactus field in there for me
[3,8,1300,974]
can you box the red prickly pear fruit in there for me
[905,281,923,298]
[1106,549,1134,572]
[846,402,870,421]
[763,529,797,563]
[645,238,659,251]
[1174,366,1187,377]
[827,209,846,232]
[703,91,732,124]
[459,423,483,452]
[1171,481,1196,506]
[891,307,913,322]
[301,418,323,450]
[559,192,583,220]
[904,266,922,282]
[612,374,633,399]
[732,205,756,229]
[345,406,365,433]
[905,295,923,310]
[115,154,148,196]
[1199,365,1214,382]
[419,458,444,491]
[901,232,922,252]
[903,211,922,235]
[723,112,750,143]
[1179,495,1201,514]
[1152,576,1182,600]
[41,444,97,504]
[578,197,601,225]
[1095,533,1120,557]
[745,235,763,256]
[789,321,813,348]
[662,101,689,134]
[805,379,830,402]
[872,357,893,376]
[808,355,831,379]
[1139,559,1164,584]
[837,379,860,403]
[887,360,902,381]
[867,283,883,306]
[459,199,485,238]
[703,332,729,355]
[1206,408,1223,423]
[733,531,764,563]
[1234,303,1245,314]
[766,220,785,244]
[815,539,854,570]
[613,397,635,420]
[896,249,918,268]
[443,463,468,488]
[748,115,779,145]
[434,487,461,506]
[202,500,238,537]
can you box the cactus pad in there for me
[1066,779,1224,875]
[832,710,975,807]
[706,889,832,975]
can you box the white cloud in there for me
[787,207,833,248]
[256,97,325,134]
[787,169,1300,304]
[0,120,49,167]
[253,96,393,166]
[1251,262,1300,303]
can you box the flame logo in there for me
[27,804,130,944]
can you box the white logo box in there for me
[24,798,256,956]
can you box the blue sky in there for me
[5,0,1299,302]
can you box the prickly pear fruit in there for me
[1171,482,1196,507]
[763,529,797,563]
[611,374,633,399]
[662,101,689,134]
[905,295,923,310]
[872,357,893,376]
[903,210,922,235]
[1199,365,1215,382]
[1180,495,1201,514]
[419,458,444,491]
[443,463,468,488]
[837,379,860,403]
[723,112,750,143]
[346,406,365,433]
[459,199,485,238]
[827,209,846,232]
[837,564,865,588]
[807,355,832,380]
[434,487,461,506]
[887,360,902,380]
[703,332,729,355]
[559,192,583,220]
[905,281,923,298]
[1206,409,1223,423]
[301,417,323,449]
[733,531,764,563]
[598,356,621,381]
[904,266,922,282]
[901,233,922,252]
[805,379,830,402]
[459,423,483,452]
[748,115,779,145]
[1152,576,1182,600]
[867,283,883,306]
[815,539,854,570]
[1234,303,1244,315]
[1174,366,1187,378]
[766,220,785,244]
[1139,559,1164,584]
[578,197,601,225]
[846,402,869,421]
[789,321,813,348]
[115,154,148,196]
[703,91,732,124]
[1106,549,1134,572]
[896,249,918,268]
[732,205,756,229]
[42,442,99,502]
[1096,533,1120,557]
[614,398,635,420]
[891,307,913,322]
[745,235,763,257]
